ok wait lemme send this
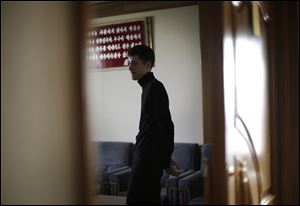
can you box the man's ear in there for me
[146,60,152,71]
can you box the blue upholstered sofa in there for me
[109,142,201,205]
[178,143,213,205]
[93,141,134,195]
[160,143,200,204]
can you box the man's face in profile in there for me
[128,55,151,80]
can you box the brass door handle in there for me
[227,157,252,205]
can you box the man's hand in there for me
[165,159,180,177]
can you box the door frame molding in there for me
[88,1,199,18]
[268,2,299,204]
[198,2,227,204]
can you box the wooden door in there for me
[223,2,274,204]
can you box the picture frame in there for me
[86,17,153,71]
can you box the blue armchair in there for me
[178,143,213,205]
[109,143,200,205]
[161,143,200,204]
[93,141,134,195]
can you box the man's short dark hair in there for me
[128,45,155,68]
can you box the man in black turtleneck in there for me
[126,45,178,205]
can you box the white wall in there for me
[85,6,203,144]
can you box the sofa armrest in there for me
[165,169,197,188]
[163,169,197,204]
[178,170,204,204]
[100,166,130,195]
[102,166,130,181]
[109,168,132,195]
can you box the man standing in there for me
[126,45,177,204]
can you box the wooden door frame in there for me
[268,1,299,204]
[198,1,227,204]
[88,1,199,18]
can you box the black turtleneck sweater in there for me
[134,72,174,169]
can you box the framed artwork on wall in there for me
[86,17,153,70]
